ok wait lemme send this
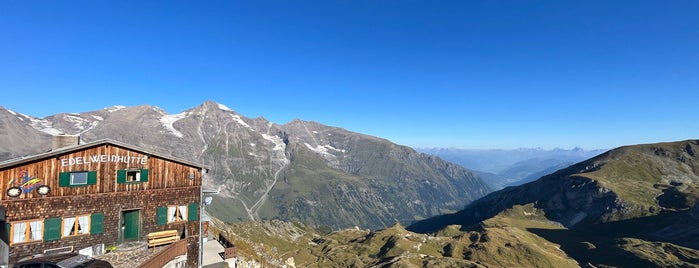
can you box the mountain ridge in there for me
[417,147,606,189]
[408,140,699,234]
[0,101,492,230]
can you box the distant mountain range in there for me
[211,139,699,267]
[417,147,606,189]
[0,101,492,230]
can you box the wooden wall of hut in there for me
[0,143,202,201]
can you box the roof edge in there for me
[0,138,208,170]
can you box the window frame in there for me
[157,203,197,225]
[167,205,188,223]
[117,169,149,184]
[10,219,43,245]
[62,214,91,238]
[126,170,141,182]
[59,171,97,187]
[70,172,88,185]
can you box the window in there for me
[10,219,43,244]
[168,205,187,223]
[126,170,140,182]
[62,215,90,237]
[71,172,88,185]
[42,215,100,241]
[157,203,197,225]
[59,171,97,187]
[117,169,149,183]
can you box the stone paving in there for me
[92,241,166,268]
[89,239,228,268]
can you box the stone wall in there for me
[3,186,200,264]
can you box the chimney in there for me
[52,134,80,150]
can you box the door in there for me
[122,210,141,241]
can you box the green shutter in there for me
[187,202,198,221]
[117,170,126,183]
[140,169,149,182]
[59,172,70,187]
[157,206,167,225]
[44,217,62,241]
[90,213,104,234]
[87,171,97,185]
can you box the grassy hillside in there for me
[210,201,699,267]
[409,140,699,233]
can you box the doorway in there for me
[121,209,141,241]
[1,206,8,267]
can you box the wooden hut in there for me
[0,138,206,267]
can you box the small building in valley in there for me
[0,137,206,267]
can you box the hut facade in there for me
[0,138,206,267]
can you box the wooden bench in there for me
[147,230,180,248]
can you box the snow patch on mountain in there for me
[6,109,17,116]
[304,143,345,156]
[64,114,90,130]
[261,134,285,151]
[218,103,233,112]
[41,128,64,135]
[160,112,189,138]
[60,114,101,134]
[92,115,104,121]
[104,106,126,113]
[25,116,63,135]
[232,114,253,130]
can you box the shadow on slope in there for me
[528,207,699,267]
[527,228,657,267]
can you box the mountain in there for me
[406,140,699,266]
[417,147,606,189]
[0,101,492,230]
[0,108,53,160]
[410,140,699,232]
[207,140,699,267]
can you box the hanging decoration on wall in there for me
[7,186,21,198]
[7,170,49,197]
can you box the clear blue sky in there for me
[1,1,697,150]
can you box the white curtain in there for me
[168,206,177,222]
[12,222,26,243]
[78,215,89,235]
[63,217,76,236]
[29,221,42,241]
[167,205,188,222]
[178,205,187,221]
